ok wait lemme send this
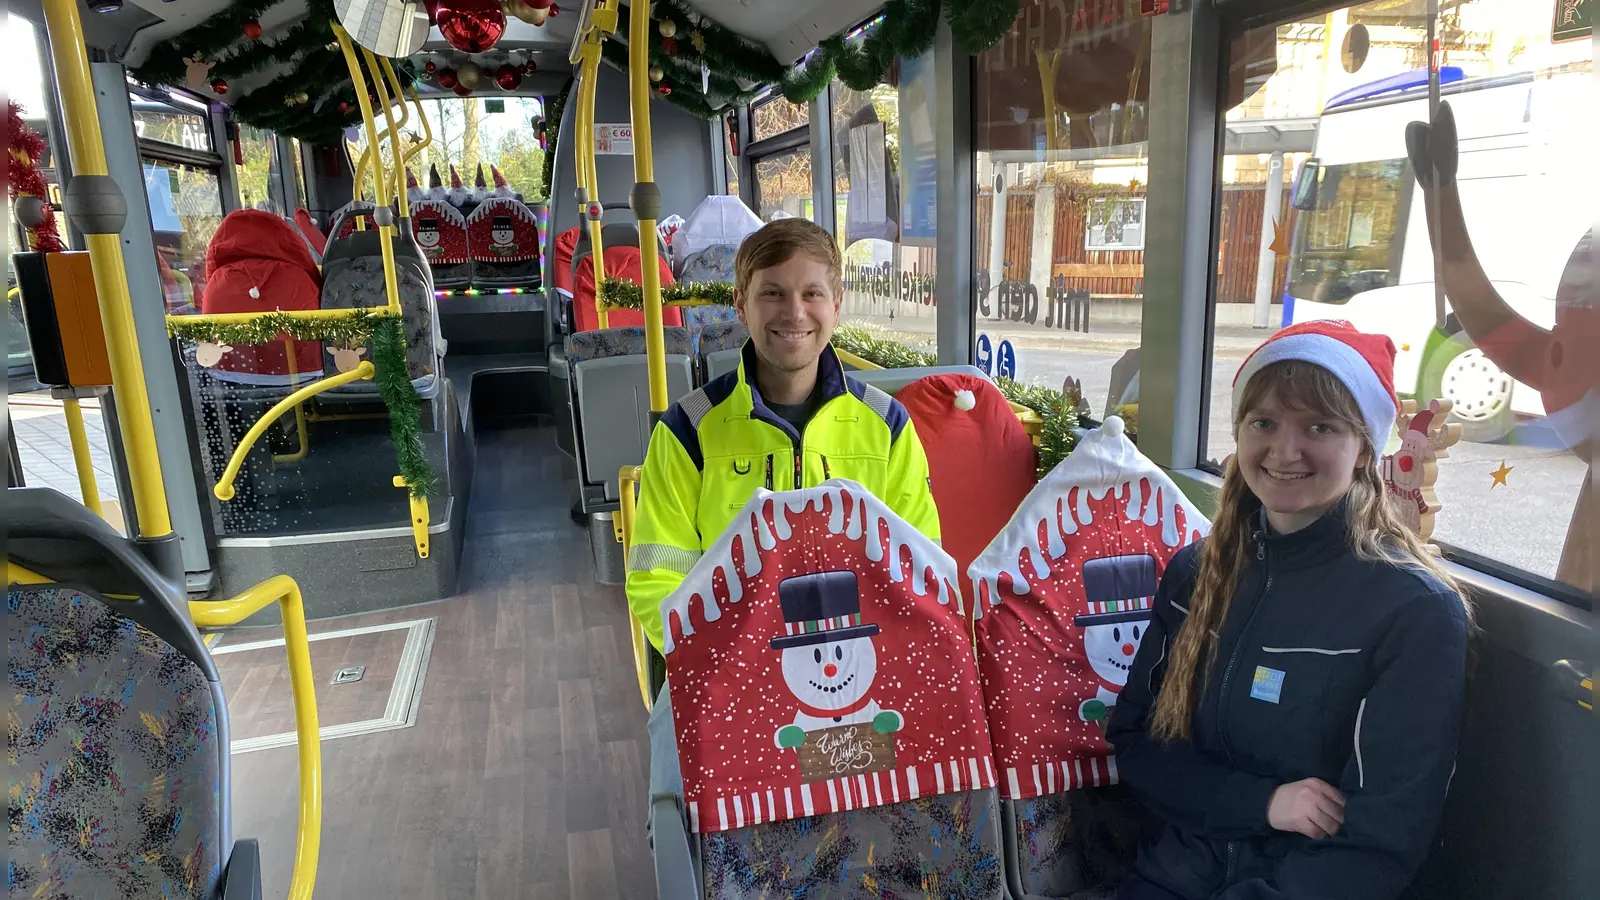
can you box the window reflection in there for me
[753,148,813,221]
[145,160,224,315]
[235,125,284,213]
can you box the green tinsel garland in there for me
[830,323,1079,476]
[598,277,736,309]
[540,78,574,202]
[167,312,439,497]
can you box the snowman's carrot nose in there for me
[824,663,838,678]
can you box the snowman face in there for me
[417,219,440,249]
[1390,435,1428,491]
[780,636,877,712]
[1082,618,1148,689]
[492,226,515,246]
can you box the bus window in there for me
[753,147,812,221]
[1286,158,1410,305]
[144,160,224,315]
[751,94,808,143]
[234,125,286,214]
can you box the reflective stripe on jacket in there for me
[626,341,941,651]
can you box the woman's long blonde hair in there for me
[1148,360,1466,742]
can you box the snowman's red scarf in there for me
[795,692,875,720]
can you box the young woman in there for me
[1108,321,1471,900]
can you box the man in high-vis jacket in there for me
[628,218,940,818]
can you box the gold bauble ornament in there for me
[648,64,664,82]
[658,19,676,38]
[457,60,483,90]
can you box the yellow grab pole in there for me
[40,0,172,538]
[575,45,610,328]
[214,361,376,501]
[333,26,403,317]
[364,49,410,220]
[628,0,668,412]
[61,398,104,517]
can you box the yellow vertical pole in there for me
[365,49,409,220]
[333,26,403,317]
[61,398,104,517]
[575,46,610,328]
[40,0,172,538]
[628,0,668,411]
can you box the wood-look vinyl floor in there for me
[225,423,655,899]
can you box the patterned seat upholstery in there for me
[564,325,693,367]
[320,231,443,398]
[700,790,1005,899]
[7,585,226,900]
[694,320,747,355]
[1007,787,1150,900]
[677,246,740,354]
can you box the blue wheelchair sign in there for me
[974,333,994,375]
[996,339,1017,380]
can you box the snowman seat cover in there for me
[410,199,472,287]
[662,480,997,834]
[466,197,543,286]
[969,416,1209,800]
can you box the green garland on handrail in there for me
[598,277,736,309]
[830,323,1079,476]
[167,312,438,497]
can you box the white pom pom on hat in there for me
[248,286,261,299]
[954,389,976,411]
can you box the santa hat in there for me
[406,167,418,189]
[1233,320,1399,448]
[449,164,463,188]
[491,165,508,188]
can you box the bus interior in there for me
[5,0,1595,898]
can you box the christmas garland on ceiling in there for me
[127,0,411,144]
[613,0,1018,120]
[167,312,439,497]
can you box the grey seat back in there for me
[1004,786,1151,899]
[698,790,1004,899]
[569,326,694,499]
[698,320,748,381]
[320,228,443,398]
[6,488,229,900]
[848,364,991,395]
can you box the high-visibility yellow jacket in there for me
[626,343,940,651]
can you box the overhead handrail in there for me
[214,361,376,501]
[189,575,322,900]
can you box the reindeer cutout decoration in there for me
[328,344,367,374]
[1380,398,1463,545]
[184,58,216,90]
[195,342,232,368]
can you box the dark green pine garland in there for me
[167,312,439,497]
[540,78,574,202]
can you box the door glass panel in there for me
[235,125,286,213]
[753,148,813,221]
[145,160,224,315]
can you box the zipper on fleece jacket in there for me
[1215,529,1272,768]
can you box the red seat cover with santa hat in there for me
[662,480,996,834]
[571,245,682,333]
[896,373,1038,606]
[968,416,1209,800]
[198,208,323,379]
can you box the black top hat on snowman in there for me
[1072,554,1158,627]
[770,570,880,650]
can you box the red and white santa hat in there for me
[1233,320,1400,448]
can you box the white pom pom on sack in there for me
[248,286,261,299]
[1103,415,1125,438]
[954,389,976,411]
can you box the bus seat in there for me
[198,209,324,382]
[320,228,445,400]
[654,482,1003,899]
[677,245,740,351]
[697,320,747,381]
[413,199,473,289]
[968,418,1209,900]
[466,197,542,287]
[6,487,260,900]
[898,373,1038,605]
[567,326,693,501]
[329,199,379,242]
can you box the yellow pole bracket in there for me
[214,361,376,501]
[391,476,431,559]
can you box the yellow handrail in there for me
[60,397,104,516]
[392,475,431,559]
[574,44,609,327]
[616,464,652,711]
[331,25,403,318]
[171,306,396,327]
[833,348,882,370]
[363,47,410,221]
[41,0,172,540]
[190,575,322,900]
[215,361,376,501]
[272,338,311,465]
[627,0,668,414]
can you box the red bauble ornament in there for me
[437,0,505,53]
[452,83,474,96]
[658,85,671,96]
[423,0,440,22]
[338,101,351,114]
[210,78,228,94]
[242,20,262,39]
[424,60,438,74]
[662,36,678,54]
[495,64,521,91]
[436,68,459,89]
[549,3,558,14]
[521,60,538,74]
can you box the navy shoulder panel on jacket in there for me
[658,404,703,471]
[845,377,910,441]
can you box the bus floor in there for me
[221,421,655,899]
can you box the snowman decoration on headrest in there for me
[771,570,904,749]
[416,216,441,255]
[490,214,517,256]
[1073,553,1159,725]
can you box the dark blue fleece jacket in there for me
[1107,503,1469,900]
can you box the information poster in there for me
[595,124,633,155]
[898,49,938,247]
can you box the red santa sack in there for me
[198,209,323,377]
[896,373,1038,606]
[571,244,683,333]
[663,480,997,834]
[968,416,1209,800]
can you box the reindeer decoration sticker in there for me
[1381,398,1462,543]
[969,416,1208,801]
[663,480,996,834]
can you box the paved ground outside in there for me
[10,391,121,509]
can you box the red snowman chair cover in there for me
[465,197,542,287]
[661,480,1003,897]
[968,416,1209,898]
[411,199,472,289]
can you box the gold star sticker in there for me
[1490,460,1513,488]
[1267,215,1290,256]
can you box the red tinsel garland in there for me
[7,100,65,253]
